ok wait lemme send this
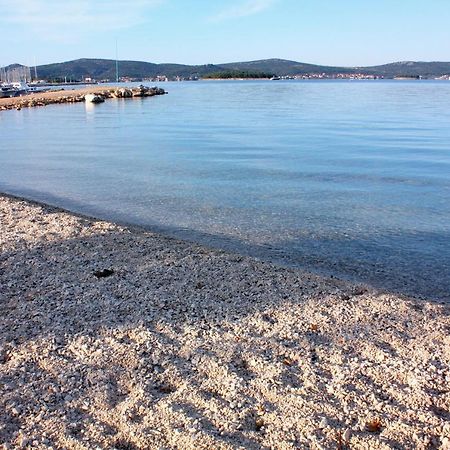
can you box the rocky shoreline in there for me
[0,193,449,449]
[0,86,166,111]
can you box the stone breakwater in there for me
[0,193,449,450]
[0,86,167,111]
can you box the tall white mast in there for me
[115,39,119,83]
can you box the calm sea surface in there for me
[1,80,449,301]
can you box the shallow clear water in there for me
[1,80,449,301]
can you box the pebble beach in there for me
[0,193,449,449]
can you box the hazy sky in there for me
[2,0,449,67]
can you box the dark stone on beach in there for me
[254,417,265,431]
[156,383,176,394]
[93,269,115,279]
[262,313,276,324]
[353,287,368,296]
[0,348,11,364]
[114,439,139,450]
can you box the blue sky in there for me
[1,0,449,67]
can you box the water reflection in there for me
[1,80,450,301]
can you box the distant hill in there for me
[3,63,25,70]
[4,58,450,81]
[35,58,225,81]
[220,59,450,78]
[219,59,354,75]
[355,61,450,78]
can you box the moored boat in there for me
[0,81,48,98]
[0,83,19,98]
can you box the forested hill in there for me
[4,58,450,80]
[219,59,450,78]
[33,59,224,80]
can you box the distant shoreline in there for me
[4,58,450,82]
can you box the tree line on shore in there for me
[203,70,275,79]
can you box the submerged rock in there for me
[93,268,115,278]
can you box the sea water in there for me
[1,80,449,301]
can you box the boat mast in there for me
[115,39,119,83]
[34,56,38,81]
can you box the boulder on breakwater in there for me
[113,88,133,98]
[113,86,166,98]
[84,94,105,103]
